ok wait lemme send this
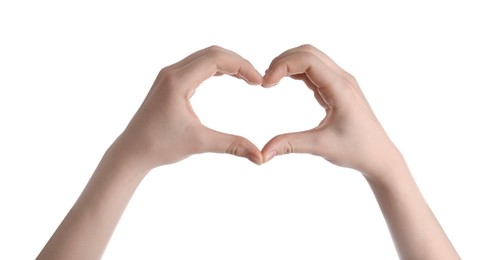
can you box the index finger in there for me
[263,49,351,106]
[174,46,263,88]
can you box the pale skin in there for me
[36,45,460,260]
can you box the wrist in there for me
[102,135,153,180]
[361,150,410,187]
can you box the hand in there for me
[261,45,403,179]
[37,46,459,260]
[117,46,263,170]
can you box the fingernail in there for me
[262,71,274,88]
[261,82,277,88]
[264,151,277,163]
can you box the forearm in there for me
[365,160,459,260]
[36,46,263,260]
[37,138,149,260]
[259,45,459,258]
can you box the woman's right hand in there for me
[261,45,404,180]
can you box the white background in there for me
[1,0,494,259]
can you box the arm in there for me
[261,44,460,259]
[36,46,263,260]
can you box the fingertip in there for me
[263,150,278,163]
[231,136,262,165]
[261,82,277,88]
[245,78,263,86]
[262,71,278,88]
[239,68,263,86]
[261,137,281,163]
[251,73,264,86]
[247,152,263,165]
[262,63,289,88]
[262,131,314,161]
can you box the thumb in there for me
[261,130,319,163]
[200,127,262,165]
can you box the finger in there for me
[176,46,263,88]
[306,46,359,88]
[163,46,215,71]
[262,51,349,107]
[214,71,255,83]
[267,44,354,84]
[290,74,328,108]
[199,127,262,165]
[267,45,367,103]
[261,130,321,163]
[164,45,251,72]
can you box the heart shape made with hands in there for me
[192,74,325,161]
[129,45,384,171]
[141,45,372,167]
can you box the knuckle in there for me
[339,80,362,102]
[226,142,238,155]
[205,45,224,52]
[292,47,320,65]
[158,68,180,87]
[341,74,360,95]
[298,44,317,52]
[298,44,320,58]
[339,79,356,93]
[344,72,358,86]
[283,143,294,154]
[349,74,358,85]
[278,135,294,154]
[304,52,320,64]
[204,45,227,60]
[226,138,248,156]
